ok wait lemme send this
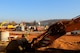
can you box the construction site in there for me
[0,15,80,53]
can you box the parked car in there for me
[71,30,80,35]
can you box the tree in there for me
[33,20,37,26]
[10,21,17,25]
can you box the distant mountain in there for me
[40,19,70,26]
[25,19,70,26]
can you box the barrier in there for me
[0,31,9,41]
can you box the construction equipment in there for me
[6,15,80,53]
[7,24,16,29]
[31,15,80,52]
[0,21,8,29]
[0,21,16,31]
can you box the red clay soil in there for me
[25,32,44,42]
[63,17,80,32]
[65,21,80,32]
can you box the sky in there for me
[0,0,80,22]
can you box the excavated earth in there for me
[0,32,80,53]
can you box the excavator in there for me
[6,15,80,53]
[0,21,16,31]
[0,21,8,29]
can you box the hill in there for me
[40,19,70,26]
